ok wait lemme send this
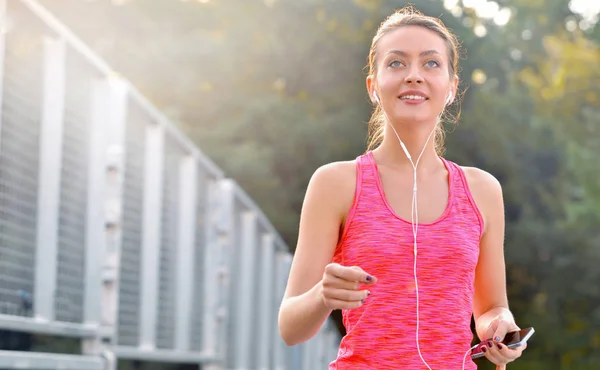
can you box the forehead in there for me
[377,25,448,58]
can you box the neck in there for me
[373,122,442,172]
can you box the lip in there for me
[398,90,429,104]
[398,90,429,99]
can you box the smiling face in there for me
[368,25,458,125]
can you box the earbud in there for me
[373,91,380,104]
[445,92,453,105]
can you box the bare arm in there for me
[278,161,366,346]
[465,167,515,338]
[466,167,525,368]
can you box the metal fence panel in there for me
[0,0,43,320]
[156,134,185,350]
[54,48,94,324]
[116,99,146,347]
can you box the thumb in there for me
[349,266,377,284]
[492,319,510,342]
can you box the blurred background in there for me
[0,0,599,369]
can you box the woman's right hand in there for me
[319,263,377,310]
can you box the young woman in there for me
[278,6,528,370]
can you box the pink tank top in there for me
[330,151,483,369]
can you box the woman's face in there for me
[369,26,457,125]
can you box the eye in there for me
[425,60,440,68]
[388,60,404,68]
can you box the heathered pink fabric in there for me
[329,151,483,369]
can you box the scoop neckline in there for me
[366,150,454,226]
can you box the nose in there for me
[404,66,424,84]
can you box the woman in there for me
[278,6,528,369]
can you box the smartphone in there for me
[471,327,535,359]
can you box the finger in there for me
[479,342,496,364]
[322,274,361,290]
[480,341,505,366]
[497,342,526,361]
[348,265,377,284]
[478,341,492,361]
[327,264,376,284]
[487,342,523,366]
[486,342,508,365]
[323,287,370,303]
[322,297,365,310]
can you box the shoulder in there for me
[305,159,358,219]
[310,160,357,186]
[459,166,504,232]
[460,166,503,197]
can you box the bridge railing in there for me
[0,0,340,369]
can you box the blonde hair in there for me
[366,5,462,155]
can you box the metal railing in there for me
[0,0,341,369]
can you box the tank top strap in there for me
[335,151,386,251]
[439,156,460,189]
[440,157,485,237]
[355,151,381,196]
[439,156,466,203]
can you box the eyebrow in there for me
[386,49,441,58]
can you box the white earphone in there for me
[372,89,475,370]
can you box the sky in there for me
[444,0,600,29]
[569,0,600,26]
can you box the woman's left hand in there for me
[477,316,527,370]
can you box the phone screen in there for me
[502,328,533,347]
[471,327,534,359]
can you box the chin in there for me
[394,113,436,125]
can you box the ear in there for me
[448,74,459,105]
[366,74,376,104]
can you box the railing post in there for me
[139,122,165,350]
[273,252,291,370]
[218,180,236,364]
[257,233,275,370]
[80,75,128,370]
[202,179,234,370]
[81,78,108,354]
[101,76,129,336]
[233,210,258,370]
[174,155,197,352]
[34,35,66,323]
[201,180,219,360]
